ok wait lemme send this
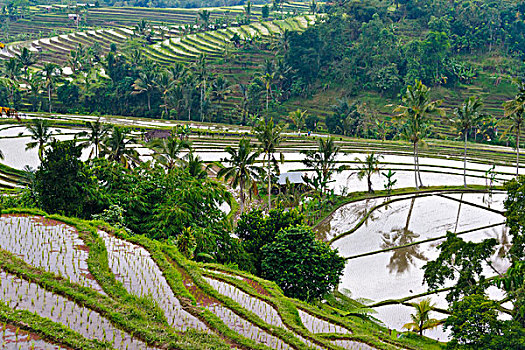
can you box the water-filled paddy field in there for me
[321,191,510,341]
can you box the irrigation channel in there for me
[318,190,510,341]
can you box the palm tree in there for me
[101,126,140,168]
[132,69,157,111]
[41,62,62,113]
[198,10,211,29]
[355,152,383,193]
[2,58,22,107]
[15,47,36,78]
[289,109,307,134]
[211,76,231,109]
[403,298,442,336]
[79,119,111,158]
[155,70,175,118]
[301,137,343,194]
[503,80,525,177]
[253,117,284,210]
[449,96,484,187]
[25,72,42,111]
[217,138,262,214]
[393,80,443,190]
[25,119,53,161]
[194,54,208,122]
[261,72,275,111]
[151,134,191,170]
[183,151,210,179]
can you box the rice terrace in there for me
[0,0,524,349]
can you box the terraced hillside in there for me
[1,14,317,68]
[3,2,312,40]
[0,209,440,350]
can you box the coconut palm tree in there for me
[151,133,191,170]
[449,96,484,187]
[25,119,53,161]
[101,126,140,168]
[355,152,383,193]
[132,69,157,112]
[79,119,111,158]
[41,62,62,113]
[198,10,211,29]
[261,72,275,111]
[289,109,307,134]
[403,298,442,336]
[1,58,22,107]
[253,116,284,210]
[183,151,210,179]
[155,70,175,118]
[25,72,42,111]
[301,137,344,194]
[15,47,36,78]
[503,80,525,177]
[217,138,262,214]
[393,80,443,190]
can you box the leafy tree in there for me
[503,80,525,177]
[235,206,304,274]
[261,5,269,19]
[218,138,262,213]
[25,118,53,161]
[253,117,284,210]
[393,80,443,190]
[301,137,343,194]
[403,298,442,336]
[449,96,484,187]
[355,152,382,193]
[261,225,345,301]
[34,140,102,218]
[445,293,525,350]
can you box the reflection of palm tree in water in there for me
[381,197,427,274]
[316,198,380,241]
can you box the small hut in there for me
[275,172,309,194]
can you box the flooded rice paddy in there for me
[322,192,510,341]
[98,230,207,332]
[0,322,69,350]
[0,271,155,350]
[0,215,104,293]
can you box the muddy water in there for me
[0,215,104,293]
[0,271,156,349]
[98,231,207,332]
[0,322,69,349]
[327,194,510,341]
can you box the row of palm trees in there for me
[394,79,525,189]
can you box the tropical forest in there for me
[0,0,524,348]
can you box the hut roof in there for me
[277,172,305,185]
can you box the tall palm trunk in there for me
[413,142,419,190]
[464,131,468,188]
[239,177,245,213]
[266,88,269,111]
[48,85,52,113]
[267,153,271,210]
[147,93,151,111]
[516,123,520,177]
[416,143,423,187]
